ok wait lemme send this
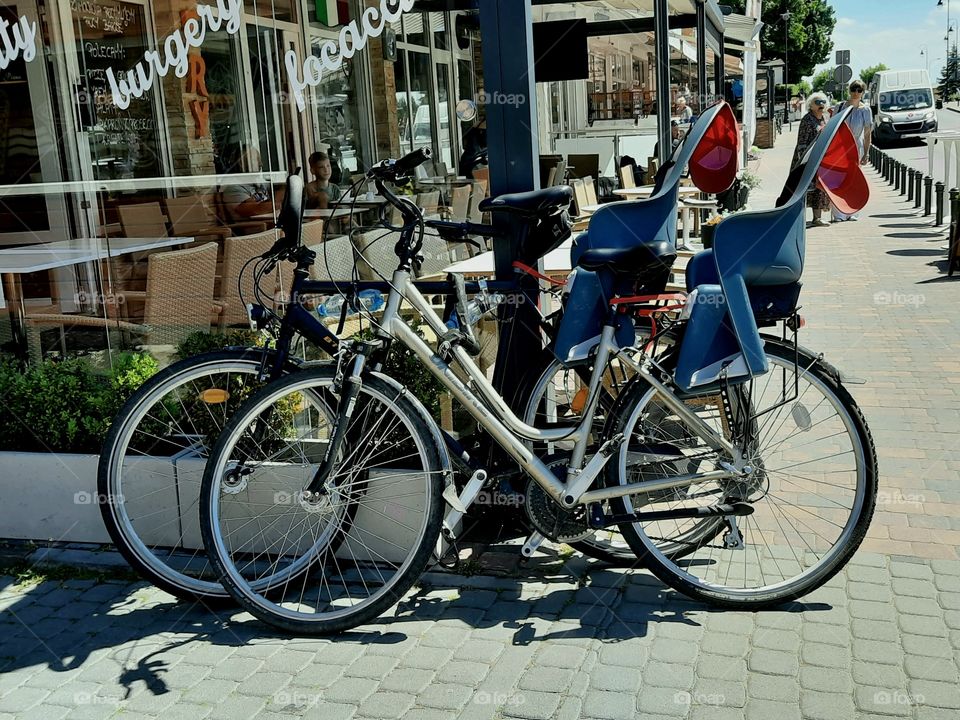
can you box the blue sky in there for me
[805,0,951,82]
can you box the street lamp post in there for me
[782,10,791,129]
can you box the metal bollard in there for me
[901,164,908,196]
[884,156,891,183]
[936,182,946,226]
[907,170,915,202]
[915,173,923,209]
[952,188,960,225]
[925,176,933,217]
[893,161,900,189]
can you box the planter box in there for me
[1,451,429,564]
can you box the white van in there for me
[869,69,938,143]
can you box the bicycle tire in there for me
[98,349,302,602]
[606,342,878,609]
[200,366,446,635]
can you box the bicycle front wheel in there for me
[606,342,877,608]
[200,366,445,635]
[98,349,299,602]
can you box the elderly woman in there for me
[792,92,831,227]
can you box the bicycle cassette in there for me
[524,459,592,543]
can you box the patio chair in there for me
[354,228,402,281]
[417,191,441,215]
[618,164,636,190]
[212,190,269,235]
[117,202,170,239]
[25,242,224,360]
[164,196,233,241]
[446,183,471,220]
[219,230,282,327]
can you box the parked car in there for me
[869,69,938,144]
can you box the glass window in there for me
[431,12,448,51]
[435,63,453,169]
[457,57,475,136]
[244,0,296,24]
[72,0,163,180]
[404,13,427,47]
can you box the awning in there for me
[723,12,763,53]
[669,34,698,63]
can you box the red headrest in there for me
[689,102,741,194]
[816,122,870,214]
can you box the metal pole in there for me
[696,0,707,115]
[951,188,960,225]
[894,161,901,190]
[936,181,946,225]
[925,176,934,216]
[915,173,923,209]
[655,0,672,166]
[901,164,908,196]
[907,170,915,202]
[478,0,541,402]
[783,8,790,130]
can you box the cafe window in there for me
[72,0,166,180]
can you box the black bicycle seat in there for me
[479,186,573,216]
[575,241,676,276]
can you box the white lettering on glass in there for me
[0,14,38,70]
[105,0,242,109]
[286,0,416,112]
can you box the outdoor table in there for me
[613,185,701,199]
[252,208,357,222]
[440,239,574,279]
[417,176,471,187]
[338,195,389,208]
[0,236,193,355]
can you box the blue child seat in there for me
[553,102,740,366]
[675,106,859,392]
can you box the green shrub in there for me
[174,329,265,360]
[0,353,158,454]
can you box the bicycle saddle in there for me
[576,240,676,277]
[479,186,573,216]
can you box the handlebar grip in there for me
[393,147,432,176]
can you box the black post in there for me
[885,156,891,183]
[907,170,915,202]
[478,0,541,402]
[654,0,672,166]
[894,161,900,190]
[936,181,946,226]
[900,164,908,196]
[915,173,923,209]
[952,188,960,225]
[925,176,934,217]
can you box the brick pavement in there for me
[2,125,959,719]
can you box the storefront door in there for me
[0,1,69,245]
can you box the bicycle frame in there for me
[369,267,743,510]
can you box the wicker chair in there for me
[164,195,233,240]
[219,230,282,327]
[447,184,471,220]
[117,202,170,238]
[417,191,441,215]
[25,243,224,360]
[354,228,401,281]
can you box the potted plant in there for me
[700,213,725,249]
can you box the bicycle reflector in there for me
[816,122,869,215]
[688,101,740,194]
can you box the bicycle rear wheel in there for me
[98,349,298,601]
[606,342,877,608]
[200,366,445,635]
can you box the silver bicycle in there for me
[198,149,877,634]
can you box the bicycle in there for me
[196,106,878,634]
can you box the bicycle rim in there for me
[201,369,444,633]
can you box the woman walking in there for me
[831,79,873,221]
[792,92,831,227]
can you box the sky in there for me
[804,0,952,84]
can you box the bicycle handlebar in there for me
[367,147,432,183]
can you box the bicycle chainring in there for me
[524,458,593,543]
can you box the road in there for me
[878,104,960,189]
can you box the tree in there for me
[792,79,812,97]
[939,47,960,101]
[811,68,832,93]
[860,63,889,87]
[727,0,836,82]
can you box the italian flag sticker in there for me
[316,0,349,26]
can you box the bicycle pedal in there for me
[520,531,546,558]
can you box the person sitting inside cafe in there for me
[222,146,282,220]
[305,151,343,209]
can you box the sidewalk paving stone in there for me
[6,124,960,720]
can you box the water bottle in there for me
[462,288,506,326]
